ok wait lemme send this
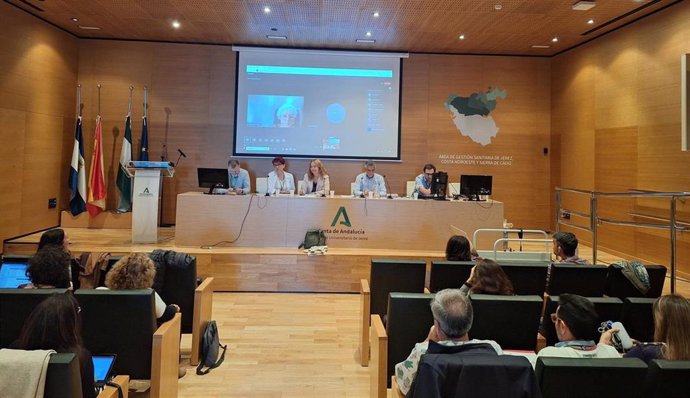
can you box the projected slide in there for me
[234,48,403,160]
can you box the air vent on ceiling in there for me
[572,1,596,11]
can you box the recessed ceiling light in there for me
[71,17,78,22]
[264,6,271,13]
[458,34,465,40]
[266,35,287,40]
[587,18,595,24]
[78,25,101,30]
[572,1,596,11]
[373,11,380,17]
[171,20,181,29]
[494,4,502,10]
[366,31,372,37]
[531,45,551,49]
[356,39,376,44]
[552,37,559,42]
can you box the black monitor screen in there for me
[460,175,492,198]
[429,172,448,199]
[197,168,229,189]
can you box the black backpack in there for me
[299,229,327,249]
[196,320,227,375]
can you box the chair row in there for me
[0,288,186,398]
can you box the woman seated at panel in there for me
[460,259,514,296]
[267,156,295,195]
[445,235,480,261]
[102,253,180,324]
[301,159,330,196]
[10,293,96,398]
[600,294,690,363]
[21,247,71,289]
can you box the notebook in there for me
[0,262,30,288]
[92,354,117,387]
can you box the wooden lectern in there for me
[125,161,175,243]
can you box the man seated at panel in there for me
[395,289,503,395]
[538,293,619,359]
[353,159,386,197]
[414,163,436,198]
[552,231,588,264]
[226,158,251,195]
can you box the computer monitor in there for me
[429,172,448,200]
[460,175,493,201]
[197,168,229,194]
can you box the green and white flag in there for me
[116,113,133,212]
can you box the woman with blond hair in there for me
[301,159,330,196]
[601,294,690,362]
[103,253,179,323]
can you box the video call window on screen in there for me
[247,95,304,128]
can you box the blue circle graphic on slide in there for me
[326,103,346,124]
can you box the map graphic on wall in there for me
[444,87,507,146]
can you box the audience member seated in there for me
[538,293,619,359]
[21,247,71,289]
[600,294,690,363]
[37,228,71,253]
[394,289,502,395]
[460,259,514,296]
[102,253,180,324]
[552,232,588,264]
[301,159,330,196]
[10,293,96,398]
[445,235,479,261]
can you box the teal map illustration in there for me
[444,88,507,146]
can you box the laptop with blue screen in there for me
[0,262,30,288]
[92,354,117,387]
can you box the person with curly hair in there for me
[103,253,179,323]
[22,246,71,289]
[460,259,514,296]
[11,293,96,398]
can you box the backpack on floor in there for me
[196,320,227,375]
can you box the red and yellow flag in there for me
[86,115,107,217]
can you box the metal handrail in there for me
[472,228,549,249]
[556,188,690,293]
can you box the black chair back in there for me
[542,295,624,347]
[45,353,83,398]
[536,357,647,398]
[75,289,156,379]
[644,359,690,398]
[622,297,656,343]
[0,288,68,348]
[469,294,543,350]
[386,292,434,388]
[428,261,473,293]
[156,253,197,333]
[547,263,608,296]
[604,264,667,298]
[499,262,549,296]
[370,259,426,318]
[409,354,539,398]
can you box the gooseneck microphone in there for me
[173,148,187,167]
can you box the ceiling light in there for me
[531,45,551,49]
[266,35,287,40]
[459,34,465,40]
[587,18,595,24]
[71,17,78,22]
[373,11,379,17]
[552,37,559,42]
[171,20,181,29]
[264,6,271,13]
[366,31,372,37]
[356,39,376,43]
[572,1,596,11]
[78,26,101,30]
[494,4,503,10]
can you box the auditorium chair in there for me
[405,181,415,197]
[469,294,544,351]
[255,177,268,195]
[0,288,69,348]
[546,263,608,296]
[644,359,690,398]
[369,292,434,398]
[542,295,624,347]
[536,357,647,398]
[622,297,656,343]
[604,264,667,298]
[75,289,180,398]
[359,259,426,366]
[498,262,550,296]
[428,260,474,292]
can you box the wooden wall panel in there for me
[0,2,78,245]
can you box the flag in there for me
[139,115,149,161]
[68,116,87,215]
[116,113,133,212]
[87,115,106,217]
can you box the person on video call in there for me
[302,159,330,196]
[275,103,300,128]
[414,163,436,198]
[353,159,386,197]
[267,156,295,194]
[226,158,251,195]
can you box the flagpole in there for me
[97,84,102,116]
[128,85,133,115]
[76,84,81,118]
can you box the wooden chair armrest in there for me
[97,375,129,398]
[537,332,547,353]
[391,375,405,398]
[151,312,181,398]
[191,277,214,365]
[370,315,388,398]
[424,287,430,294]
[360,279,371,367]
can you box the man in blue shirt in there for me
[227,158,251,194]
[353,159,386,197]
[414,163,436,198]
